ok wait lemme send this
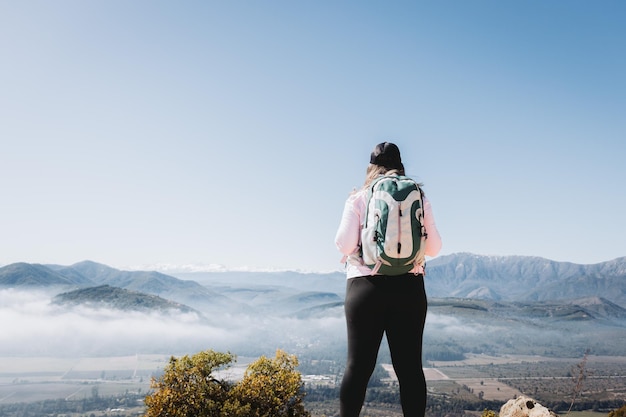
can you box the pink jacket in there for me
[335,187,442,279]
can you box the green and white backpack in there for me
[361,175,427,275]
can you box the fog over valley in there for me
[2,254,626,363]
[3,253,626,416]
[0,287,346,358]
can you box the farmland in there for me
[2,354,626,416]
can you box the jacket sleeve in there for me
[423,195,442,257]
[335,191,364,258]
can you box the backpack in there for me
[360,175,427,275]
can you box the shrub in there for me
[144,349,310,417]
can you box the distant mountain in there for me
[0,262,93,287]
[172,270,347,315]
[426,253,626,306]
[53,285,200,315]
[173,270,347,295]
[1,261,236,313]
[61,261,235,312]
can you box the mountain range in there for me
[2,253,626,310]
[425,253,626,305]
[2,253,626,358]
[0,260,235,313]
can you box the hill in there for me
[53,285,200,315]
[424,295,626,358]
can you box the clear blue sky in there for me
[1,1,624,272]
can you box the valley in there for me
[2,253,626,415]
[3,354,626,416]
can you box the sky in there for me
[1,1,625,273]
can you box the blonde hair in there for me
[363,164,404,188]
[362,164,424,191]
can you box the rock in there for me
[499,396,558,417]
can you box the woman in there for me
[334,142,442,417]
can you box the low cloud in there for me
[0,289,345,358]
[426,313,477,335]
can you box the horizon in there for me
[1,251,624,275]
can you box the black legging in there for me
[340,273,427,417]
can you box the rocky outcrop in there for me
[499,396,558,417]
